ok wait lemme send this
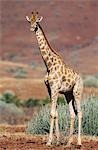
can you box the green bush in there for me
[84,75,98,87]
[27,102,70,135]
[27,105,50,134]
[0,91,22,106]
[24,97,65,108]
[27,95,98,136]
[82,95,98,136]
[24,98,40,107]
[0,92,65,108]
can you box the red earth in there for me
[0,125,98,150]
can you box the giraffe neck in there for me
[35,23,58,72]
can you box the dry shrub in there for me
[27,95,98,136]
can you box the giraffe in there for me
[26,12,83,147]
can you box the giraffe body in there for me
[26,12,83,147]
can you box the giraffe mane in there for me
[37,23,63,59]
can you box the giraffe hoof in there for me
[76,144,82,149]
[46,141,52,146]
[56,141,60,146]
[65,143,71,148]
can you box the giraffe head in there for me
[26,12,43,32]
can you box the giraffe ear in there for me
[26,16,31,23]
[36,16,43,23]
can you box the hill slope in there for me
[1,0,98,74]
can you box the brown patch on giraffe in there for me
[61,66,64,74]
[37,36,40,40]
[58,71,61,76]
[67,73,70,77]
[63,68,67,74]
[49,53,51,56]
[53,76,56,79]
[41,51,46,55]
[53,75,58,80]
[53,62,57,66]
[49,81,53,86]
[54,74,58,79]
[41,42,44,46]
[66,82,69,87]
[50,67,53,72]
[67,79,71,82]
[40,45,45,49]
[41,38,44,41]
[39,38,43,42]
[58,59,62,65]
[67,69,70,73]
[50,57,54,62]
[54,58,57,61]
[48,62,52,68]
[71,80,75,86]
[54,67,57,71]
[54,65,59,71]
[69,85,72,88]
[77,92,80,96]
[62,75,66,81]
[45,56,49,62]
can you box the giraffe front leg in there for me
[67,100,75,147]
[75,100,82,146]
[73,78,83,146]
[46,91,58,146]
[55,110,60,145]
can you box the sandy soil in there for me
[0,125,98,150]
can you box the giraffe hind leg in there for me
[73,78,83,146]
[55,108,60,145]
[64,91,76,146]
[44,80,51,99]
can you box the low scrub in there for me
[24,98,50,107]
[27,95,98,136]
[0,101,24,124]
[84,75,98,88]
[82,95,98,136]
[24,97,65,107]
[0,91,21,106]
[0,90,65,108]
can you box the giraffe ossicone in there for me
[26,12,83,147]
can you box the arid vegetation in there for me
[0,126,98,150]
[0,96,98,150]
[27,95,98,136]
